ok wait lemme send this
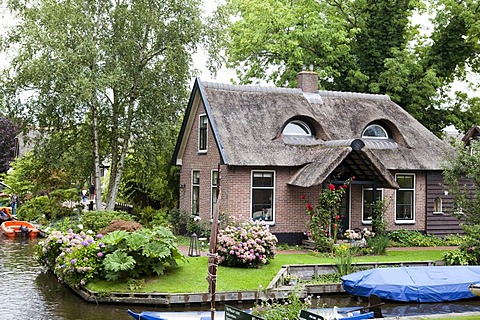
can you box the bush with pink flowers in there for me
[217,221,277,268]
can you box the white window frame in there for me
[395,173,415,224]
[250,170,275,224]
[191,170,200,216]
[362,187,384,224]
[433,197,443,214]
[211,170,218,218]
[198,114,208,153]
[282,120,312,136]
[362,124,389,139]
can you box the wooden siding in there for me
[425,171,464,236]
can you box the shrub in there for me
[101,226,186,281]
[457,224,480,265]
[80,210,133,233]
[36,229,105,287]
[17,195,72,223]
[36,226,186,286]
[98,219,143,235]
[443,249,474,266]
[217,221,277,268]
[388,229,442,247]
[168,208,188,235]
[135,206,170,228]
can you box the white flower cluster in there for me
[362,228,375,238]
[344,229,362,240]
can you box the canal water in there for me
[2,235,480,319]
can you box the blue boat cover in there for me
[341,266,480,302]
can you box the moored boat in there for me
[0,220,39,238]
[0,207,12,222]
[469,283,480,296]
[127,306,376,320]
[342,266,480,302]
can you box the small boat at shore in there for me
[0,207,12,222]
[0,220,39,238]
[127,304,377,320]
[469,283,480,296]
[342,266,480,302]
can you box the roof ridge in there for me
[201,79,390,100]
[318,90,390,101]
[202,81,301,94]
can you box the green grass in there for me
[418,316,480,320]
[86,249,446,293]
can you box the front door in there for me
[338,189,350,238]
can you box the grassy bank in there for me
[86,249,446,293]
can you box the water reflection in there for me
[0,236,135,320]
[1,236,480,319]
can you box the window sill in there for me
[432,211,444,215]
[362,221,372,225]
[395,220,415,225]
[252,219,275,226]
[197,150,207,155]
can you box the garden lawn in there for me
[86,249,446,293]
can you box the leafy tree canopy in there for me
[0,117,18,173]
[1,0,206,209]
[211,0,480,135]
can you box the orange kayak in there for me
[0,220,39,238]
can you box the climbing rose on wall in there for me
[303,177,354,251]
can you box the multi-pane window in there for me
[395,174,415,221]
[251,171,275,222]
[211,170,218,218]
[198,114,208,152]
[192,170,200,215]
[362,124,389,139]
[362,187,383,222]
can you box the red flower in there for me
[328,184,335,191]
[352,176,356,181]
[343,184,348,189]
[306,203,313,211]
[341,215,345,219]
[333,224,337,229]
[300,195,306,199]
[335,215,340,220]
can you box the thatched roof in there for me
[462,125,480,145]
[173,78,453,187]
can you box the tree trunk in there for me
[91,95,103,211]
[104,90,135,210]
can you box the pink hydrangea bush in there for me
[217,221,278,268]
[36,229,105,287]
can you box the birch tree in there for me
[1,0,204,209]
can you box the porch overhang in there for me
[288,147,399,189]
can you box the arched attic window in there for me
[362,124,390,139]
[282,119,313,136]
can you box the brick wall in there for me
[349,172,427,233]
[178,94,430,240]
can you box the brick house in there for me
[172,71,461,244]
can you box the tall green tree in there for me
[0,117,18,173]
[1,0,204,209]
[212,0,480,135]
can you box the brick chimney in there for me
[297,65,318,93]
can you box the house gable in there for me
[172,79,227,166]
